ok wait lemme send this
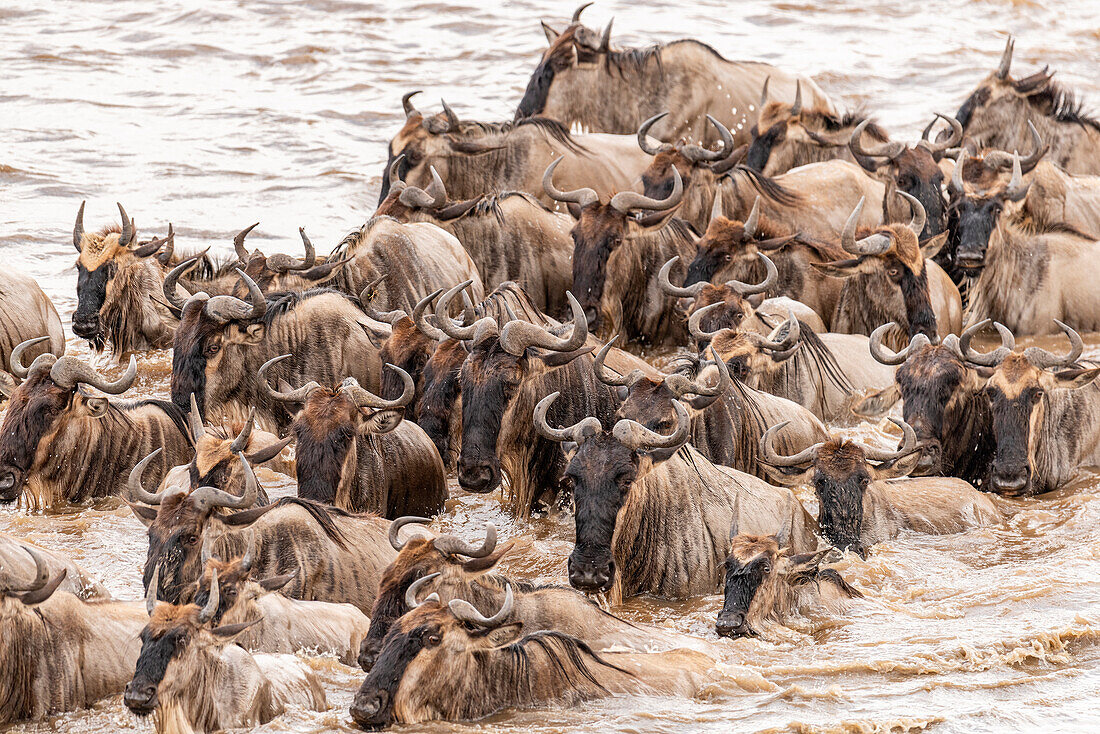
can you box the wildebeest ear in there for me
[809,258,865,279]
[446,138,506,156]
[475,621,524,647]
[541,20,562,44]
[746,293,765,309]
[210,618,262,640]
[851,384,901,419]
[259,570,297,592]
[1050,367,1100,391]
[783,548,830,572]
[227,323,266,345]
[246,435,294,465]
[870,449,921,480]
[760,463,813,487]
[919,231,949,261]
[125,500,158,527]
[361,407,405,434]
[84,396,109,418]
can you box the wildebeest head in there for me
[351,583,520,729]
[761,418,921,557]
[543,156,684,331]
[71,202,175,350]
[638,112,743,200]
[960,320,1099,496]
[359,517,509,672]
[660,249,778,348]
[703,313,801,382]
[0,342,137,503]
[850,114,963,239]
[262,355,415,504]
[187,540,296,627]
[0,544,70,608]
[813,195,947,340]
[684,195,799,287]
[233,224,345,293]
[448,280,591,493]
[127,450,259,604]
[165,261,267,417]
[535,391,690,593]
[514,3,614,122]
[362,286,448,412]
[124,568,258,717]
[948,145,1039,274]
[746,80,890,175]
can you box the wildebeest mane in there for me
[728,166,802,207]
[1014,72,1100,133]
[223,496,350,549]
[460,117,588,155]
[258,288,351,328]
[497,630,632,694]
[764,320,857,416]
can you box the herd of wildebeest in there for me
[1,6,1100,730]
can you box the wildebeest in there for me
[544,157,697,343]
[952,37,1100,174]
[849,113,964,238]
[127,452,396,613]
[745,83,892,176]
[0,544,147,724]
[854,322,996,484]
[326,212,484,308]
[190,547,371,666]
[594,338,829,476]
[359,517,714,672]
[535,392,817,600]
[813,195,962,348]
[958,320,1100,495]
[515,5,833,148]
[955,154,1100,335]
[0,534,109,599]
[0,344,192,508]
[260,355,447,518]
[761,419,1001,557]
[165,264,383,430]
[0,268,65,396]
[125,569,327,731]
[715,530,860,639]
[233,224,346,293]
[376,159,574,315]
[698,313,896,422]
[349,586,718,729]
[381,95,651,207]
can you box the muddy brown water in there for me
[3,1,1100,731]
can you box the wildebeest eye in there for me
[204,343,221,357]
[427,633,442,646]
[762,562,772,574]
[887,267,901,280]
[723,254,732,262]
[185,534,199,546]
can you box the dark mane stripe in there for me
[729,166,802,207]
[223,496,352,548]
[1014,74,1100,132]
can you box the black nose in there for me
[358,640,380,672]
[0,470,19,501]
[123,682,157,714]
[72,315,100,338]
[568,558,614,593]
[715,611,746,638]
[350,689,391,729]
[458,460,497,493]
[992,468,1029,495]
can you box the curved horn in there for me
[710,187,724,223]
[239,532,255,572]
[839,197,876,255]
[198,569,220,623]
[433,522,497,558]
[658,256,706,298]
[389,516,431,551]
[680,115,734,163]
[413,289,447,341]
[498,291,588,355]
[726,252,776,295]
[402,90,422,119]
[610,166,682,213]
[860,417,918,462]
[204,269,267,323]
[759,77,770,109]
[127,448,165,505]
[688,302,725,342]
[1019,120,1046,170]
[163,256,199,314]
[229,409,255,454]
[145,563,161,615]
[760,421,821,467]
[267,229,318,272]
[665,345,730,398]
[849,119,904,160]
[73,200,86,252]
[542,157,598,208]
[1024,319,1084,369]
[1003,152,1030,201]
[405,573,441,609]
[449,583,514,627]
[897,191,926,238]
[599,19,612,51]
[233,223,259,263]
[922,113,963,154]
[49,354,137,393]
[439,99,459,132]
[200,530,216,568]
[339,365,415,409]
[996,36,1014,80]
[116,203,134,248]
[259,355,321,403]
[868,323,928,365]
[593,336,645,387]
[398,166,447,209]
[360,279,408,325]
[434,280,496,341]
[9,336,50,378]
[952,148,968,192]
[571,2,592,22]
[189,453,258,512]
[637,113,673,155]
[188,393,206,441]
[790,81,802,117]
[742,196,761,239]
[758,310,800,353]
[612,399,690,451]
[533,392,602,444]
[729,492,740,540]
[959,319,1015,366]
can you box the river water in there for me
[3,0,1100,731]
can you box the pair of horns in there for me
[234,224,318,274]
[542,157,684,214]
[839,194,925,256]
[163,261,267,323]
[405,572,515,628]
[401,92,460,133]
[637,112,734,163]
[388,516,498,559]
[0,545,67,606]
[593,336,731,399]
[761,417,918,468]
[386,154,448,210]
[956,319,1081,370]
[260,353,414,408]
[128,449,258,512]
[534,391,690,452]
[659,252,777,300]
[851,114,962,160]
[9,338,137,392]
[73,201,134,253]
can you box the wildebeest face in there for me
[985,354,1099,496]
[952,195,1002,273]
[564,433,638,593]
[888,150,947,240]
[143,495,212,603]
[614,380,684,434]
[416,340,466,468]
[515,23,606,121]
[687,285,754,347]
[717,535,780,638]
[171,301,265,416]
[640,151,696,201]
[570,203,629,331]
[895,346,981,475]
[812,442,872,557]
[746,101,861,175]
[457,339,527,493]
[73,259,117,347]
